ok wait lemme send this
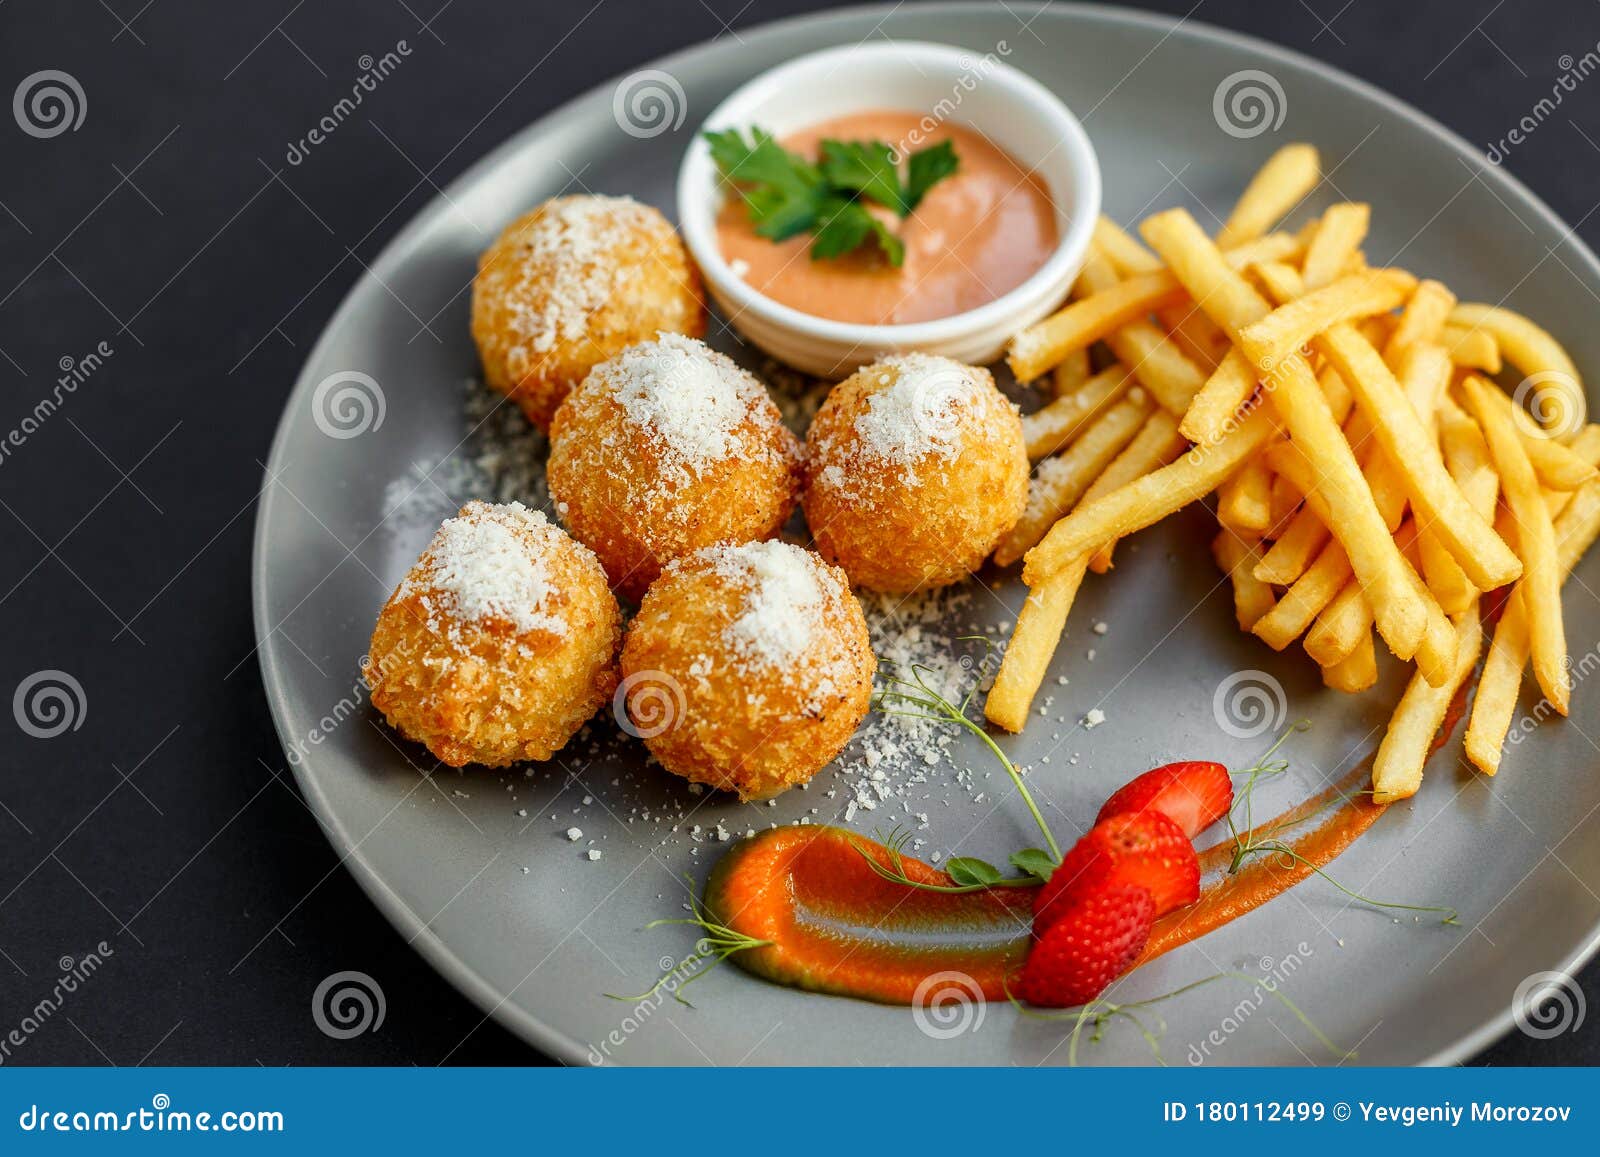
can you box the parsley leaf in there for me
[944,857,1004,888]
[1008,847,1059,882]
[704,125,959,266]
[809,198,904,265]
[905,140,960,211]
[818,139,908,216]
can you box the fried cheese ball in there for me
[365,501,622,768]
[619,541,873,800]
[471,195,705,429]
[548,334,802,602]
[802,353,1028,592]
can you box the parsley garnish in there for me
[705,127,959,267]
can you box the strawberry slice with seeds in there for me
[1034,810,1200,932]
[1096,760,1233,838]
[1018,883,1155,1008]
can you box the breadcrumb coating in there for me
[619,541,874,800]
[803,354,1028,591]
[471,195,705,429]
[365,501,622,767]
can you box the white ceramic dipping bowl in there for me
[676,40,1101,378]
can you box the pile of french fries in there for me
[985,143,1598,804]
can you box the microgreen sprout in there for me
[1225,725,1459,925]
[871,650,1063,861]
[850,826,1047,894]
[1008,970,1351,1066]
[608,878,770,1007]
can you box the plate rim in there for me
[252,0,1600,1067]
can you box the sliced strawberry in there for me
[1018,884,1155,1008]
[1096,760,1232,838]
[1034,810,1200,931]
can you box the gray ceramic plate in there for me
[255,3,1600,1065]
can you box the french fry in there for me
[1546,425,1600,519]
[1267,472,1301,535]
[1141,208,1429,658]
[1301,203,1370,290]
[1413,346,1478,615]
[1480,384,1600,490]
[1051,346,1093,398]
[1024,405,1280,585]
[1321,632,1378,693]
[1370,602,1484,803]
[1215,143,1320,249]
[1023,365,1133,460]
[1416,526,1475,616]
[1179,349,1259,445]
[1251,260,1304,306]
[1438,324,1501,373]
[1451,303,1585,438]
[1075,249,1209,414]
[1268,442,1456,685]
[1464,478,1600,772]
[985,559,1088,732]
[1217,456,1274,534]
[1236,267,1415,371]
[1252,535,1352,651]
[1007,268,1187,382]
[1254,506,1329,585]
[986,406,1186,726]
[1305,579,1370,668]
[1093,215,1162,275]
[1462,375,1568,713]
[1008,235,1301,382]
[1308,324,1522,591]
[1213,529,1276,631]
[1156,302,1227,370]
[1087,411,1189,572]
[1525,429,1596,493]
[1384,279,1456,361]
[1438,400,1501,520]
[1342,409,1408,532]
[1101,319,1209,415]
[996,390,1154,565]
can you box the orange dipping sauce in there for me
[715,111,1060,325]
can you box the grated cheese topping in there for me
[501,195,661,354]
[702,540,835,671]
[402,500,567,636]
[852,352,983,465]
[595,334,765,473]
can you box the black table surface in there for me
[1,0,1596,1066]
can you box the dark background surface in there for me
[0,0,1596,1066]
